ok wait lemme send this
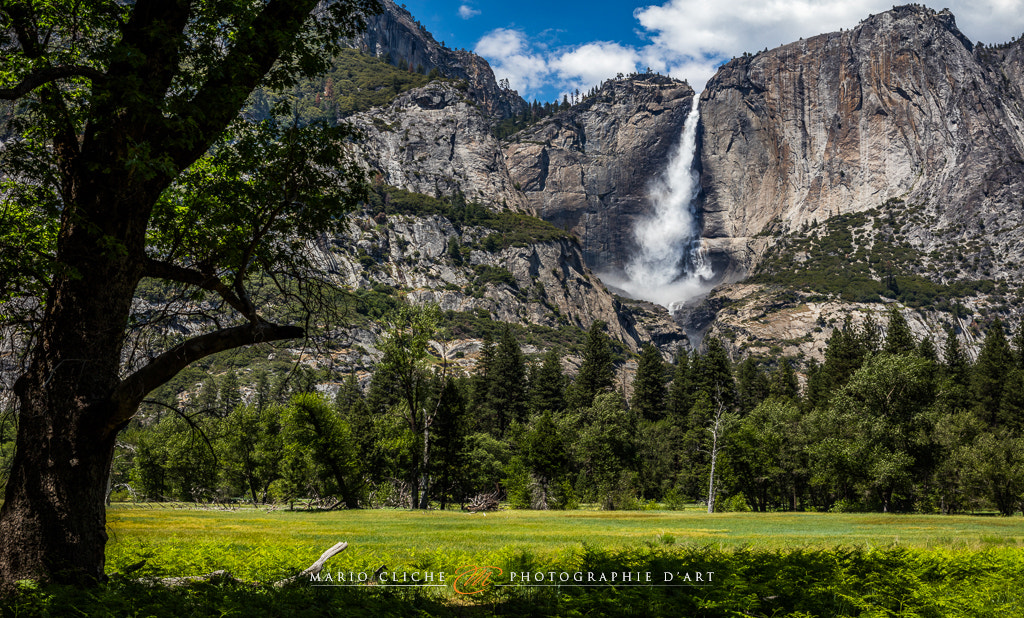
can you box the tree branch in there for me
[143,257,258,321]
[0,65,105,100]
[137,541,348,588]
[4,3,81,161]
[230,199,292,318]
[165,0,320,170]
[275,541,348,587]
[79,0,195,191]
[109,321,303,435]
[112,0,194,100]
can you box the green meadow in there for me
[0,506,985,617]
[106,505,1024,579]
[6,506,1024,617]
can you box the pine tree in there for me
[942,325,970,383]
[446,236,463,265]
[769,358,800,401]
[530,348,566,415]
[430,377,468,510]
[917,336,938,361]
[803,359,828,411]
[197,378,219,414]
[469,334,495,430]
[736,357,769,414]
[691,337,736,412]
[822,316,867,393]
[999,369,1024,433]
[936,325,973,414]
[667,349,693,420]
[860,312,881,354]
[973,318,1013,427]
[335,372,363,419]
[1012,322,1024,371]
[487,326,528,436]
[219,370,242,416]
[883,307,916,355]
[631,344,668,421]
[571,321,615,409]
[253,369,271,413]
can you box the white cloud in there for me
[474,28,551,95]
[475,34,649,99]
[550,42,640,93]
[950,0,1024,44]
[475,1,1024,98]
[633,0,1024,89]
[633,0,886,90]
[458,5,480,20]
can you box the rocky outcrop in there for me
[353,0,528,119]
[699,283,992,365]
[313,212,674,352]
[504,75,696,273]
[700,5,1024,280]
[349,82,526,210]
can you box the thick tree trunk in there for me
[0,412,117,587]
[246,473,260,505]
[0,204,141,589]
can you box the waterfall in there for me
[610,95,713,310]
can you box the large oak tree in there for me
[0,0,379,589]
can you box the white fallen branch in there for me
[274,541,348,588]
[152,570,237,588]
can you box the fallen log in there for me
[274,541,349,588]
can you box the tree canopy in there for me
[0,0,380,589]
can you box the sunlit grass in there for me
[0,506,1015,616]
[105,505,1024,581]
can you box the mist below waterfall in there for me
[601,95,713,311]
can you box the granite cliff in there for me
[352,0,528,120]
[344,3,1024,361]
[700,5,1024,282]
[348,82,528,210]
[504,75,697,274]
[311,209,679,355]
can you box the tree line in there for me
[82,304,1024,515]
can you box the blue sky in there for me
[394,0,1024,102]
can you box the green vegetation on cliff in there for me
[248,49,432,123]
[368,185,574,249]
[751,199,1012,313]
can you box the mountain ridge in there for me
[340,2,1024,362]
[700,4,1024,285]
[350,0,529,120]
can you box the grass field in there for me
[106,505,1024,580]
[7,506,1024,617]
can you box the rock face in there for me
[313,212,672,352]
[341,3,1024,361]
[698,283,992,366]
[700,5,1024,280]
[354,0,528,120]
[349,82,526,209]
[505,75,696,273]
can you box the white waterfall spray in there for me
[607,95,713,310]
